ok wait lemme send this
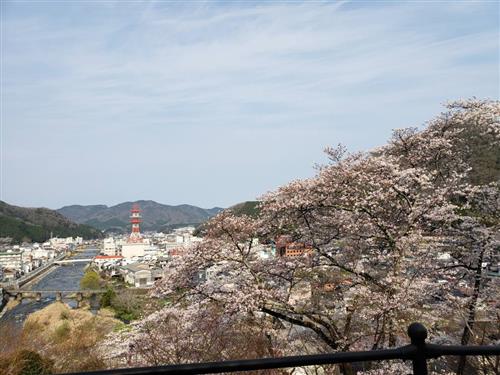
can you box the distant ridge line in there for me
[56,200,224,232]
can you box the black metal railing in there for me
[64,323,499,375]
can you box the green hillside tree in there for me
[80,270,100,290]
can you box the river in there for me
[0,247,99,329]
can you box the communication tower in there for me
[128,203,143,243]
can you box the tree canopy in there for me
[80,270,101,290]
[104,99,499,375]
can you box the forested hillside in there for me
[0,201,102,243]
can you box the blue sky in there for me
[1,0,498,209]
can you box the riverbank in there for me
[0,248,100,329]
[0,300,20,320]
[20,265,58,290]
[1,301,120,374]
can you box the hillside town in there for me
[0,204,276,289]
[0,237,83,283]
[93,204,278,288]
[2,203,498,295]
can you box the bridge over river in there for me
[0,247,100,326]
[4,289,105,308]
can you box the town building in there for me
[120,262,163,287]
[275,235,293,256]
[0,251,23,270]
[285,242,313,257]
[103,237,118,256]
[94,255,123,265]
[275,235,313,257]
[122,242,149,258]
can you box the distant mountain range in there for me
[57,200,224,233]
[0,199,255,243]
[0,201,102,243]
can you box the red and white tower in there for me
[128,203,143,243]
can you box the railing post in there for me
[408,323,428,375]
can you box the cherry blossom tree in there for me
[106,99,499,375]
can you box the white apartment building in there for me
[121,238,151,258]
[103,237,118,256]
[49,236,77,250]
[0,251,23,271]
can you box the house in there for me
[2,268,19,281]
[120,263,163,288]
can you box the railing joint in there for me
[407,322,429,375]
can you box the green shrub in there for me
[53,321,70,342]
[100,286,116,308]
[113,308,139,323]
[79,270,100,290]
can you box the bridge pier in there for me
[76,292,83,308]
[4,289,105,307]
[89,293,100,311]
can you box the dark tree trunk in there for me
[261,307,355,375]
[457,249,484,375]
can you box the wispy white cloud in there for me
[2,1,498,208]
